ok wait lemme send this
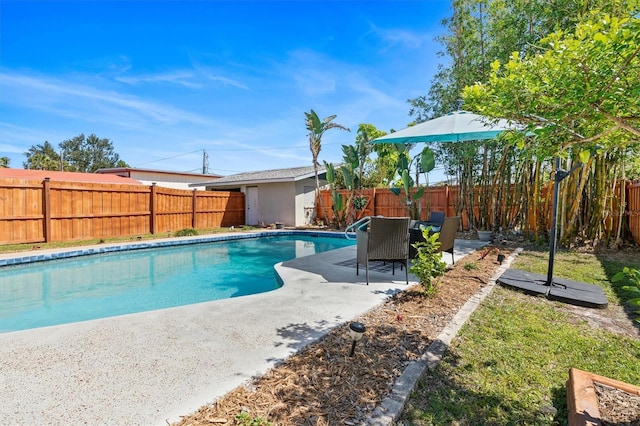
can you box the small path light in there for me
[348,322,366,357]
[497,253,506,264]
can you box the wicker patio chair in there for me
[424,211,445,230]
[437,216,461,264]
[356,216,410,285]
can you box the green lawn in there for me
[399,249,640,425]
[0,226,254,254]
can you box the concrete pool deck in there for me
[0,235,486,425]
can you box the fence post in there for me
[43,178,51,243]
[372,188,377,216]
[192,189,197,229]
[150,183,157,234]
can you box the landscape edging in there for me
[366,247,524,425]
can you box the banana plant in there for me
[390,145,435,219]
[324,161,351,228]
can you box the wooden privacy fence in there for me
[0,178,245,244]
[316,187,462,224]
[317,184,640,244]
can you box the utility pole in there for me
[202,149,209,174]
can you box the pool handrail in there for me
[344,216,383,239]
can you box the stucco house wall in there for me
[190,165,325,228]
[255,181,296,226]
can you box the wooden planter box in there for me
[567,367,640,425]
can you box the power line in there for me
[134,149,203,167]
[134,142,342,167]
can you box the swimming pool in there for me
[0,232,354,333]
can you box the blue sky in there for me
[1,0,452,177]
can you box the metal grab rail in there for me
[344,216,381,239]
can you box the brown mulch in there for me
[173,242,640,426]
[174,245,507,426]
[595,382,640,426]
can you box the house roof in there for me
[0,168,142,184]
[96,167,222,179]
[190,165,326,188]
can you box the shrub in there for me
[409,228,447,296]
[612,267,640,323]
[174,228,199,237]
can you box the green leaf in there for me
[578,150,590,164]
[396,155,409,173]
[340,165,354,190]
[419,147,436,173]
[593,32,608,43]
[324,161,335,184]
[341,145,359,169]
[611,271,626,282]
[412,187,425,201]
[622,286,640,296]
[332,192,343,211]
[402,169,411,193]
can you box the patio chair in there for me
[409,211,446,258]
[356,216,410,285]
[424,211,445,230]
[437,216,461,264]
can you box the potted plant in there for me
[477,229,493,241]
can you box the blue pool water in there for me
[0,234,354,333]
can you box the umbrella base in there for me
[497,268,608,309]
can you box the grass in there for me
[0,226,258,254]
[399,248,640,425]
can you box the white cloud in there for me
[368,23,433,51]
[115,71,202,88]
[203,73,249,90]
[0,72,214,127]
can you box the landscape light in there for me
[348,322,366,357]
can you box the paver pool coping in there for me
[0,231,487,425]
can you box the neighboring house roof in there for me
[96,167,222,179]
[191,165,326,188]
[0,168,142,184]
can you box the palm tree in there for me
[0,157,9,168]
[305,109,350,225]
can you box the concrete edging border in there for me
[367,247,524,425]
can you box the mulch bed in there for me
[595,382,640,426]
[174,246,506,425]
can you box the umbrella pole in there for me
[546,157,582,287]
[546,158,562,287]
[497,156,607,308]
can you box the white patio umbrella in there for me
[373,109,607,308]
[373,110,519,144]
